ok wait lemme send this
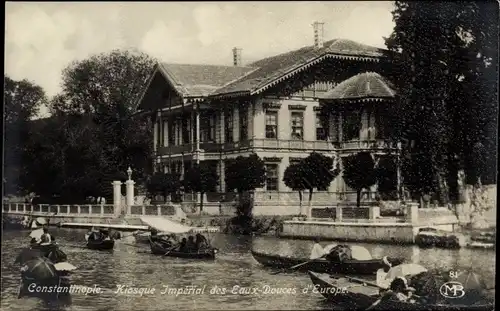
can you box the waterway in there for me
[1,228,495,310]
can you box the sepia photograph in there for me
[2,1,498,310]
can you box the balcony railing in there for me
[156,139,396,156]
[331,139,396,150]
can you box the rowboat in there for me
[251,250,404,275]
[85,233,115,250]
[308,271,494,311]
[17,256,73,301]
[150,240,217,260]
[141,216,217,260]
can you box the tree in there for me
[302,152,339,217]
[3,76,47,195]
[343,152,377,207]
[283,163,307,216]
[384,2,498,207]
[376,156,398,200]
[184,162,219,213]
[225,154,266,219]
[146,172,181,203]
[49,50,156,185]
[284,152,338,217]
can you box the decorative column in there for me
[125,167,135,215]
[112,180,123,215]
[195,106,200,165]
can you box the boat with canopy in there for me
[140,216,217,260]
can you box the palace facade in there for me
[136,22,398,207]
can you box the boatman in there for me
[39,227,52,245]
[310,238,325,259]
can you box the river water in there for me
[1,228,495,311]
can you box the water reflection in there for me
[1,229,495,311]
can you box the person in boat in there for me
[325,244,352,263]
[185,236,196,252]
[178,237,188,252]
[195,233,209,251]
[99,228,110,240]
[310,238,325,259]
[366,276,417,310]
[376,256,393,289]
[39,227,52,244]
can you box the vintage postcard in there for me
[3,2,497,310]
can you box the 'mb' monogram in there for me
[440,282,466,298]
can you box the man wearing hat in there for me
[366,276,416,309]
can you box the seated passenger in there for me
[325,245,352,263]
[185,236,196,252]
[178,238,188,252]
[366,277,416,310]
[195,233,209,250]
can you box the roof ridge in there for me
[160,62,255,69]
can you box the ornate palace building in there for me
[136,22,397,212]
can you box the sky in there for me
[5,1,395,117]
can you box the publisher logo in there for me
[440,281,465,298]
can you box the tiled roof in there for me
[211,39,384,96]
[319,72,396,100]
[158,63,256,97]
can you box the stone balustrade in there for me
[2,203,178,218]
[310,204,381,222]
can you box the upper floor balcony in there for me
[155,138,394,157]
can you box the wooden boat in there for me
[415,228,466,249]
[308,271,494,311]
[85,233,115,250]
[251,250,404,275]
[31,243,68,263]
[140,215,217,260]
[150,240,217,260]
[17,256,73,301]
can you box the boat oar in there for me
[339,275,386,289]
[164,245,179,256]
[270,255,326,275]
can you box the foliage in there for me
[342,152,377,207]
[146,172,181,202]
[384,2,498,205]
[225,154,265,227]
[376,156,398,199]
[49,49,156,185]
[184,162,219,212]
[225,154,266,193]
[4,76,48,195]
[283,152,338,216]
[12,49,156,203]
[283,163,307,214]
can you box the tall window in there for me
[168,120,175,145]
[375,113,386,139]
[156,121,161,148]
[342,110,361,141]
[265,164,279,191]
[239,106,248,141]
[265,111,278,139]
[224,109,233,143]
[291,111,304,140]
[182,117,190,144]
[201,114,215,142]
[316,113,327,140]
